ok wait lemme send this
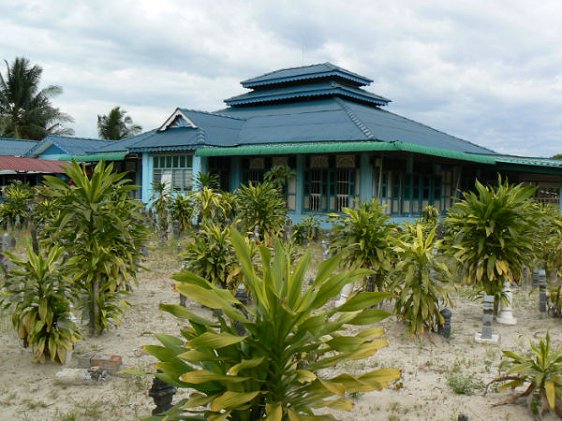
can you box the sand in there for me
[0,243,560,421]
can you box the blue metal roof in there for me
[224,81,390,107]
[128,127,203,153]
[241,63,373,88]
[26,135,112,157]
[94,130,158,153]
[0,137,38,156]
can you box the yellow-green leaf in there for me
[211,391,260,411]
[181,370,249,384]
[227,357,265,375]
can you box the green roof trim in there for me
[59,152,127,162]
[195,141,497,165]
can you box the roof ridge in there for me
[368,105,496,154]
[180,107,246,121]
[335,97,375,140]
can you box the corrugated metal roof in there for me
[241,63,373,88]
[494,155,562,168]
[224,81,390,107]
[0,138,38,156]
[59,152,127,162]
[95,130,157,152]
[0,156,68,173]
[195,141,497,165]
[26,135,112,157]
[128,127,202,152]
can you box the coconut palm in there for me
[0,57,74,139]
[97,106,142,140]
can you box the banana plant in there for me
[389,224,452,336]
[486,332,562,418]
[145,228,400,420]
[0,246,79,363]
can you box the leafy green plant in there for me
[169,193,194,235]
[42,161,148,336]
[446,373,484,395]
[534,204,562,281]
[0,246,79,363]
[486,332,562,417]
[145,229,400,420]
[150,182,171,242]
[547,286,562,317]
[264,165,295,190]
[292,214,321,245]
[182,222,241,290]
[0,180,34,227]
[236,181,287,245]
[444,178,536,300]
[193,187,228,224]
[194,172,220,191]
[390,224,452,336]
[329,200,397,290]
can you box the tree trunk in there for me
[89,277,100,336]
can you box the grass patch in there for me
[446,373,484,395]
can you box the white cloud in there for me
[1,0,562,156]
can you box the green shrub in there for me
[292,214,321,245]
[447,373,484,395]
[329,200,396,289]
[145,229,400,420]
[236,182,287,245]
[486,332,562,417]
[169,193,194,234]
[390,224,452,336]
[42,161,148,336]
[0,180,34,227]
[0,246,79,363]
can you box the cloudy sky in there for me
[1,0,562,157]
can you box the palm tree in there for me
[97,106,142,140]
[0,57,74,139]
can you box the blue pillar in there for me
[359,153,372,203]
[295,155,305,215]
[192,155,208,191]
[141,153,153,203]
[230,157,241,192]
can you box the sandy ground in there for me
[0,241,561,421]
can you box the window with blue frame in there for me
[304,155,357,212]
[152,154,193,193]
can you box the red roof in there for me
[0,156,68,173]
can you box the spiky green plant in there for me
[194,172,220,191]
[145,229,400,420]
[0,246,79,363]
[486,333,562,417]
[444,178,536,299]
[169,193,194,235]
[42,161,148,336]
[292,214,321,245]
[0,180,34,227]
[182,222,241,290]
[534,204,562,281]
[235,182,287,245]
[264,165,295,190]
[329,200,397,290]
[150,182,171,242]
[193,187,228,225]
[390,224,452,336]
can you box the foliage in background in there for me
[193,187,228,225]
[263,164,295,190]
[0,57,74,139]
[292,214,321,245]
[329,200,397,290]
[194,172,220,191]
[169,193,194,235]
[182,222,241,290]
[145,229,400,420]
[0,246,79,363]
[534,204,562,279]
[236,181,287,244]
[548,286,562,318]
[0,180,34,227]
[97,106,141,140]
[389,224,452,336]
[150,182,171,242]
[486,333,562,418]
[444,178,536,298]
[42,161,147,336]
